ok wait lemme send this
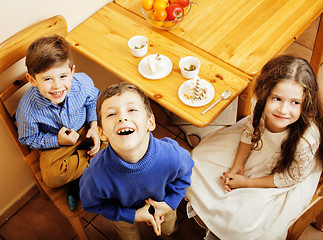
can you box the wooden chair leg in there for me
[287,211,313,240]
[314,198,323,230]
[315,212,323,231]
[69,216,88,240]
[287,197,323,240]
[310,13,323,77]
[34,180,49,200]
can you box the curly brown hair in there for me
[252,55,323,172]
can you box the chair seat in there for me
[287,174,323,239]
[27,149,85,217]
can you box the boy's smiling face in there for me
[26,60,74,105]
[98,91,156,162]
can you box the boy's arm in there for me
[163,146,194,211]
[77,73,100,124]
[146,145,193,235]
[80,167,137,223]
[85,92,99,124]
[16,110,59,149]
[84,197,137,223]
[86,121,100,156]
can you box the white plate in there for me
[178,79,215,107]
[138,54,173,80]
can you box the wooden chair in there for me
[0,16,88,240]
[287,16,323,238]
[287,174,323,239]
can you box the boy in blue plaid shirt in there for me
[16,35,101,209]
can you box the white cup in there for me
[179,56,201,79]
[128,35,149,57]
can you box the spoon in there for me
[201,90,231,115]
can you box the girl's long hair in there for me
[252,55,323,172]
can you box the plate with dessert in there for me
[138,54,173,80]
[178,77,215,107]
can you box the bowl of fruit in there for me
[142,0,192,30]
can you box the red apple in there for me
[166,4,184,21]
[170,0,190,8]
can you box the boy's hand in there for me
[58,127,79,146]
[146,198,173,217]
[86,121,100,156]
[146,198,173,235]
[135,202,161,236]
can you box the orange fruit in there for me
[153,0,168,10]
[153,8,167,21]
[142,0,155,11]
[149,12,164,27]
[150,19,164,27]
[163,21,175,28]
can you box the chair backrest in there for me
[0,15,68,197]
[0,16,89,240]
[0,15,67,73]
[0,15,67,157]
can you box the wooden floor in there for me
[0,16,323,240]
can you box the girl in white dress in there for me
[186,55,323,240]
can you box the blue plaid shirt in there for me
[16,73,100,149]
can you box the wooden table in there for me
[115,0,323,117]
[66,3,249,127]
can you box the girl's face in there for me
[264,80,304,133]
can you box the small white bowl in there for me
[128,35,149,57]
[179,56,201,79]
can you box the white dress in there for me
[186,116,322,240]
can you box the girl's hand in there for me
[86,122,100,156]
[229,165,244,175]
[221,165,244,191]
[58,127,79,146]
[135,202,161,236]
[220,172,249,192]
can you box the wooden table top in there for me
[115,0,323,76]
[66,3,249,127]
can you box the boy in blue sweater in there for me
[79,82,194,239]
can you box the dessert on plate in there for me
[183,77,208,103]
[148,54,167,74]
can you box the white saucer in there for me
[178,79,215,107]
[138,54,173,80]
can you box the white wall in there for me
[1,0,110,41]
[0,0,122,216]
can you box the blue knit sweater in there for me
[79,133,194,223]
